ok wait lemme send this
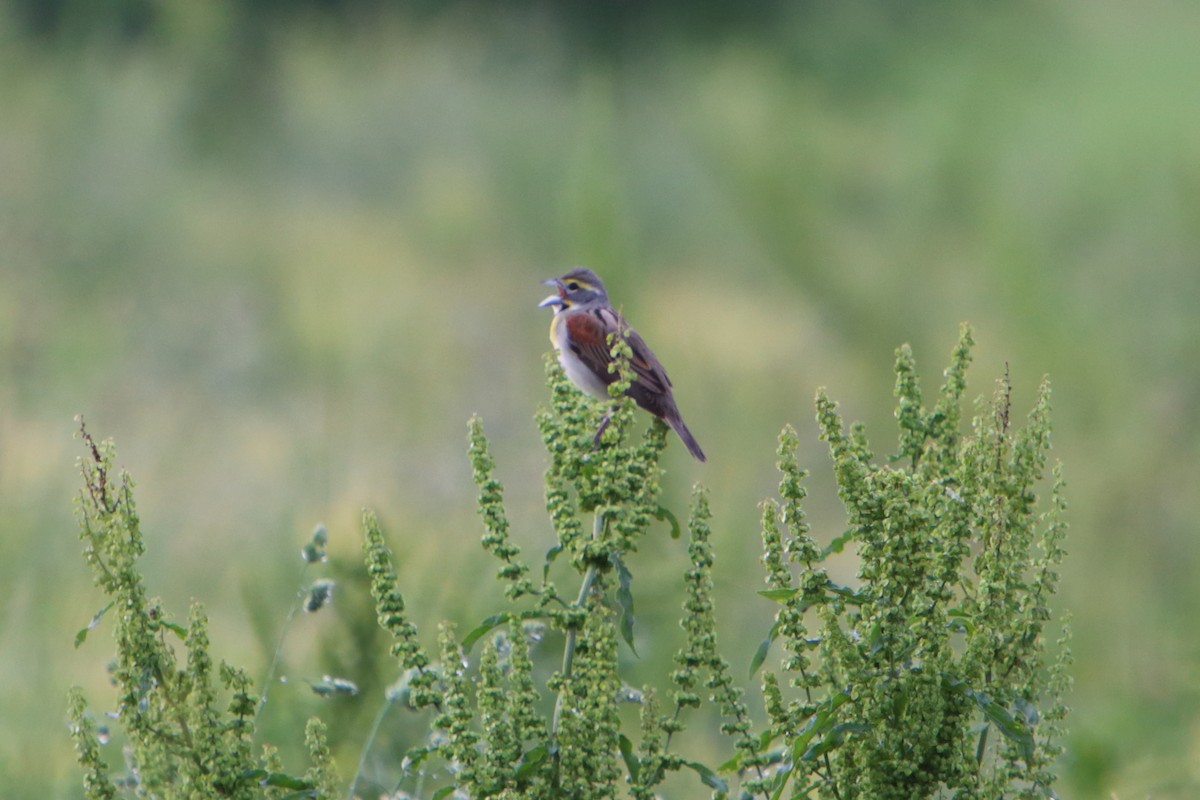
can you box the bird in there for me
[538,267,706,462]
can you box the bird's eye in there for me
[567,281,580,290]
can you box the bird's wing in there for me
[565,307,672,394]
[563,310,615,386]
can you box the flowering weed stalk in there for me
[70,326,1069,799]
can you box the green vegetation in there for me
[69,424,340,799]
[3,2,1198,797]
[70,329,1070,798]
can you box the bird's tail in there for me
[665,410,707,462]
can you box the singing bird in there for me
[539,267,706,462]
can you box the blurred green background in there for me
[3,0,1199,797]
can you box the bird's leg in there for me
[592,403,620,449]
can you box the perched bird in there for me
[539,267,706,462]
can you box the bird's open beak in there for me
[538,278,565,308]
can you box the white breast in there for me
[551,312,611,399]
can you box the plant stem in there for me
[550,510,606,747]
[347,695,395,800]
[252,562,310,732]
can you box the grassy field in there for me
[3,2,1200,797]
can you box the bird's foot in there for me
[592,406,617,449]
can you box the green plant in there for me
[69,422,340,799]
[749,326,1071,799]
[70,325,1069,799]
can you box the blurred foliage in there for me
[1,0,1198,797]
[5,0,798,51]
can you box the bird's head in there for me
[538,267,609,312]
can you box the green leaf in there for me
[946,607,975,633]
[241,769,313,790]
[758,580,862,610]
[431,786,456,800]
[769,762,793,800]
[824,581,864,605]
[462,613,509,651]
[791,692,851,762]
[953,681,1037,765]
[800,721,869,761]
[757,588,799,603]
[516,744,549,779]
[977,696,1035,763]
[611,553,638,656]
[682,760,728,793]
[543,543,563,581]
[654,505,682,539]
[821,529,854,558]
[749,636,773,678]
[74,602,113,648]
[159,620,188,639]
[1013,695,1040,726]
[790,775,824,799]
[260,774,311,790]
[403,745,434,772]
[711,744,782,779]
[618,734,640,782]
